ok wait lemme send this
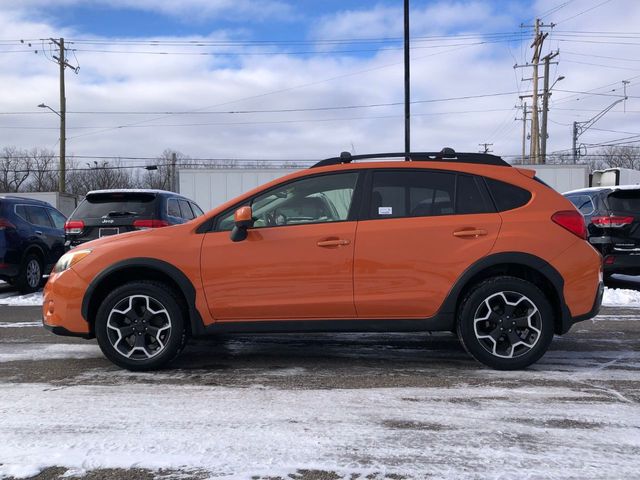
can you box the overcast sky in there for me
[0,0,638,164]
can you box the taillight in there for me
[552,210,587,239]
[591,215,634,228]
[0,218,15,230]
[64,220,85,234]
[133,219,170,229]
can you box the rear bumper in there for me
[570,281,604,324]
[603,253,640,275]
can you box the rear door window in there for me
[456,175,495,215]
[607,190,640,213]
[26,206,54,227]
[73,193,156,219]
[369,170,456,218]
[178,199,195,220]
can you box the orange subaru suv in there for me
[43,149,603,371]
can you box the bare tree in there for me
[139,149,193,190]
[66,159,141,196]
[25,148,59,192]
[0,147,31,192]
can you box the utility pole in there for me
[403,0,411,159]
[516,102,529,164]
[529,19,547,165]
[572,86,628,163]
[572,121,578,163]
[515,19,553,164]
[50,38,78,193]
[478,143,493,154]
[170,152,177,192]
[540,50,560,164]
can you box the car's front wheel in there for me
[95,281,187,371]
[457,276,554,370]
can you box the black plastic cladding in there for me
[311,150,511,169]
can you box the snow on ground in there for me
[0,344,101,363]
[603,287,640,306]
[0,321,41,328]
[1,382,639,479]
[0,291,43,306]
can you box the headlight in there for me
[53,249,92,273]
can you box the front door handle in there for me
[317,239,351,247]
[453,229,487,238]
[35,231,44,236]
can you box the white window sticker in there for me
[378,206,393,215]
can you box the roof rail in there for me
[311,148,511,168]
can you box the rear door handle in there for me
[317,239,351,247]
[35,231,44,236]
[453,229,487,238]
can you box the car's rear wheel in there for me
[95,281,187,371]
[457,276,554,370]
[15,253,43,294]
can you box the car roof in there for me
[0,195,52,206]
[563,185,640,195]
[86,189,190,199]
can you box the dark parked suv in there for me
[565,186,640,278]
[65,189,204,248]
[0,195,66,292]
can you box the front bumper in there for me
[42,268,93,337]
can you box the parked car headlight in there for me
[53,249,92,273]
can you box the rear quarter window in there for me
[566,194,595,215]
[484,178,532,212]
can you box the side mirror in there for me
[230,206,253,242]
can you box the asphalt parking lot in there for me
[1,280,640,479]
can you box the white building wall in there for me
[179,168,300,212]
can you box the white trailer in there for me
[590,168,640,187]
[7,192,78,217]
[519,164,589,193]
[179,168,300,212]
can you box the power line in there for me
[554,0,616,24]
[0,108,517,130]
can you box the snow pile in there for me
[603,287,640,306]
[1,383,639,479]
[0,291,43,306]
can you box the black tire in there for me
[15,253,43,294]
[457,276,554,370]
[95,281,187,371]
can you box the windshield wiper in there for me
[104,210,137,217]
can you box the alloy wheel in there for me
[26,259,41,288]
[106,295,172,360]
[473,291,542,359]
